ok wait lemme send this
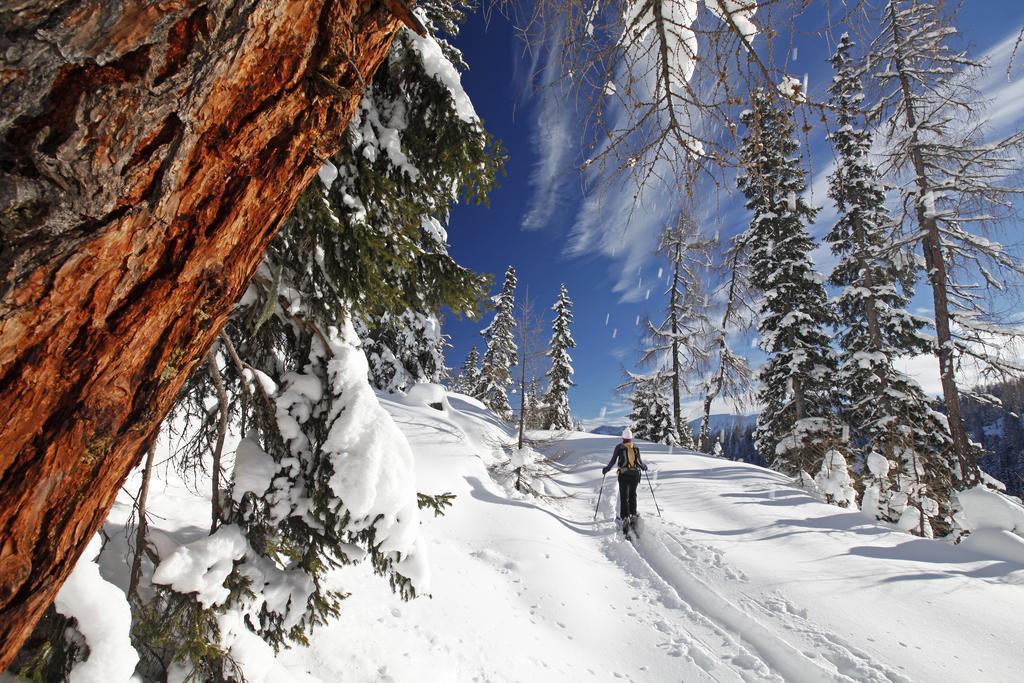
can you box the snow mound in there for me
[957,485,1024,536]
[959,528,1024,565]
[403,382,449,411]
[323,322,428,589]
[54,534,139,682]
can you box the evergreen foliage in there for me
[629,381,679,446]
[827,34,954,533]
[965,379,1024,498]
[357,311,448,393]
[738,89,844,479]
[542,284,577,430]
[477,266,519,420]
[451,345,482,395]
[524,376,546,430]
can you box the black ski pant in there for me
[618,469,641,518]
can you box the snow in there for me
[54,535,139,683]
[317,161,338,190]
[705,0,759,42]
[231,432,277,503]
[321,321,426,568]
[779,75,806,102]
[406,20,478,124]
[957,485,1024,536]
[82,388,1024,682]
[403,382,449,410]
[152,525,249,608]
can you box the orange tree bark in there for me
[0,0,407,666]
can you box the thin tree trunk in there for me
[207,346,229,533]
[518,287,530,450]
[221,332,252,434]
[518,348,528,451]
[700,246,743,452]
[670,245,683,438]
[0,0,409,665]
[128,441,157,603]
[887,2,975,484]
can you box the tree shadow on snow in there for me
[653,467,788,485]
[689,512,889,543]
[848,540,1024,584]
[464,475,607,538]
[717,489,820,507]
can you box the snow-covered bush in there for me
[814,449,858,509]
[404,382,450,411]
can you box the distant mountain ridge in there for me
[589,413,757,438]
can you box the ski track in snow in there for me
[584,456,903,682]
[617,522,908,683]
[299,403,1019,679]
[100,394,1024,682]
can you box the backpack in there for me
[622,443,638,471]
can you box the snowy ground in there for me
[93,391,1024,682]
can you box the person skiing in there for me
[602,428,647,534]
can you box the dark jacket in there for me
[604,442,646,474]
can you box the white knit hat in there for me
[622,427,633,440]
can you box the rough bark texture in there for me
[0,0,402,667]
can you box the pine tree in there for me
[738,89,844,480]
[0,1,413,662]
[525,377,545,430]
[642,213,713,442]
[451,345,482,395]
[133,4,504,674]
[477,266,519,420]
[357,310,448,393]
[542,284,577,430]
[870,0,1024,492]
[677,418,696,450]
[827,34,954,531]
[629,380,679,446]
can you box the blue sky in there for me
[441,2,1024,428]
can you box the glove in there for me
[641,464,648,472]
[602,466,610,475]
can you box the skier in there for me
[602,428,648,535]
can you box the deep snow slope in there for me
[103,391,1024,682]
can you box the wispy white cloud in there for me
[973,28,1024,136]
[521,23,576,231]
[567,163,680,303]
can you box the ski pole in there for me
[594,471,607,521]
[644,469,662,517]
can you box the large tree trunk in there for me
[0,0,407,667]
[887,1,976,486]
